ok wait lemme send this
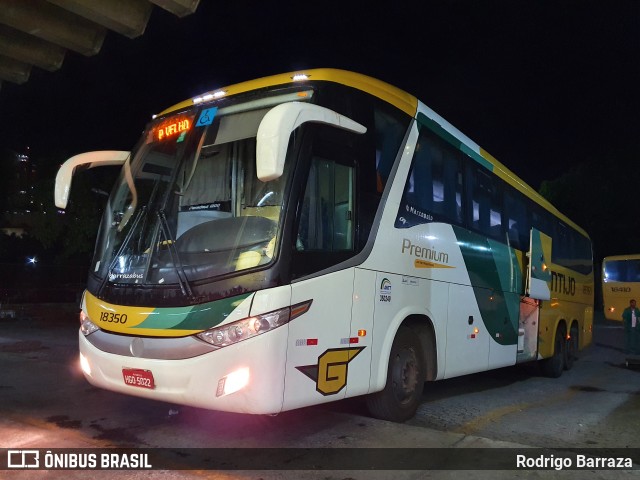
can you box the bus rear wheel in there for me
[541,325,566,378]
[366,326,425,422]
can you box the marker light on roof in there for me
[193,90,226,104]
[292,74,309,81]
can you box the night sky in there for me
[1,0,638,190]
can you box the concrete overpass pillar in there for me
[0,0,105,56]
[47,0,153,39]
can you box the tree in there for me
[29,170,113,264]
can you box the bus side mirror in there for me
[55,151,130,209]
[256,102,367,181]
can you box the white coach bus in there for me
[55,69,593,421]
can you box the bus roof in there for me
[158,68,589,239]
[158,68,418,117]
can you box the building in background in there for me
[1,146,37,237]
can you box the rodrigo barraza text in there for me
[516,454,633,470]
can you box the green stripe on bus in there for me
[452,226,518,346]
[133,293,251,331]
[417,112,494,171]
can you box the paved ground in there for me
[0,304,638,479]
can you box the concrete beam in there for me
[149,0,200,18]
[0,24,65,72]
[47,0,153,39]
[0,54,31,84]
[0,0,105,56]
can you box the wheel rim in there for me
[391,348,419,405]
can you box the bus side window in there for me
[531,205,552,236]
[552,222,593,274]
[629,260,640,282]
[468,167,503,240]
[505,189,528,250]
[395,128,463,228]
[374,108,405,193]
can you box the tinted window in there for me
[604,260,640,282]
[297,157,354,252]
[395,127,463,228]
[505,189,529,250]
[467,167,503,240]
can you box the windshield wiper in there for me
[157,209,194,299]
[98,205,146,298]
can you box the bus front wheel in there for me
[541,325,566,378]
[366,326,425,422]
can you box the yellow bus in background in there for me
[602,254,640,321]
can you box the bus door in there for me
[283,124,365,410]
[518,227,552,362]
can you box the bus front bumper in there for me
[77,328,287,414]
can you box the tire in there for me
[564,324,579,370]
[366,326,425,422]
[540,325,566,378]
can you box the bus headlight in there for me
[197,307,290,348]
[79,310,99,336]
[196,300,312,349]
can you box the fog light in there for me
[216,367,249,397]
[79,352,91,376]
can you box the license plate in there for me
[122,368,155,389]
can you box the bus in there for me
[602,254,640,321]
[55,69,594,422]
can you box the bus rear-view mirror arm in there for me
[256,102,367,181]
[55,151,130,209]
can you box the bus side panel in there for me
[368,272,449,392]
[348,268,376,397]
[538,263,594,358]
[447,228,521,371]
[444,282,489,378]
[487,290,520,369]
[485,239,521,370]
[363,220,481,387]
[282,269,356,411]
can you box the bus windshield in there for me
[91,92,307,291]
[603,259,640,283]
